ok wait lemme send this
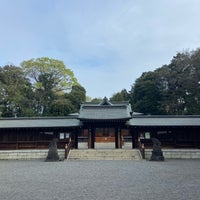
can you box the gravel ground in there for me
[0,159,200,200]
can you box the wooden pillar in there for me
[115,127,121,148]
[173,130,177,148]
[88,127,95,149]
[91,127,95,149]
[74,130,78,149]
[16,128,19,150]
[88,128,92,149]
[131,128,136,149]
[115,127,118,148]
[197,128,200,148]
[71,130,78,149]
[118,128,122,149]
[195,128,198,148]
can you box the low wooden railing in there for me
[138,140,145,159]
[65,140,73,160]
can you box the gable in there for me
[79,98,132,121]
[99,97,112,106]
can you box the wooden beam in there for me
[115,127,120,148]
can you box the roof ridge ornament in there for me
[99,97,113,106]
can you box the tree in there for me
[91,98,102,103]
[130,48,200,115]
[21,57,77,115]
[130,72,165,114]
[48,84,86,116]
[110,89,130,102]
[66,84,86,112]
[49,98,75,116]
[154,50,200,114]
[0,65,34,117]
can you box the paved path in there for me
[0,160,200,200]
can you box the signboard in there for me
[145,132,150,139]
[59,133,65,139]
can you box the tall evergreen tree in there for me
[130,48,200,115]
[0,65,34,117]
[110,89,130,102]
[130,72,164,114]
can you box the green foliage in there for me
[65,84,86,112]
[47,84,86,116]
[0,58,86,117]
[2,48,200,117]
[86,96,92,102]
[48,98,74,116]
[21,57,77,91]
[160,49,200,114]
[0,65,34,117]
[130,72,164,114]
[110,89,129,102]
[91,98,102,103]
[130,48,200,115]
[21,57,78,116]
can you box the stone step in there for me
[68,149,141,160]
[78,142,133,149]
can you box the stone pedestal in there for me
[150,138,164,161]
[151,150,164,161]
[46,139,59,162]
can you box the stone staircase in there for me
[68,149,141,160]
[78,142,133,149]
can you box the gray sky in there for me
[1,0,200,98]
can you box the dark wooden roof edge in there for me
[0,118,82,129]
[79,117,131,121]
[127,115,200,127]
[0,115,79,121]
[81,101,130,107]
[80,105,128,109]
[130,125,200,127]
[131,115,200,118]
[0,125,81,129]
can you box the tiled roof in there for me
[1,115,200,128]
[127,115,200,126]
[0,117,81,128]
[78,98,132,121]
[79,105,132,120]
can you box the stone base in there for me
[145,149,200,160]
[45,139,60,162]
[150,150,164,161]
[0,150,65,160]
[45,149,59,162]
[150,155,165,161]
